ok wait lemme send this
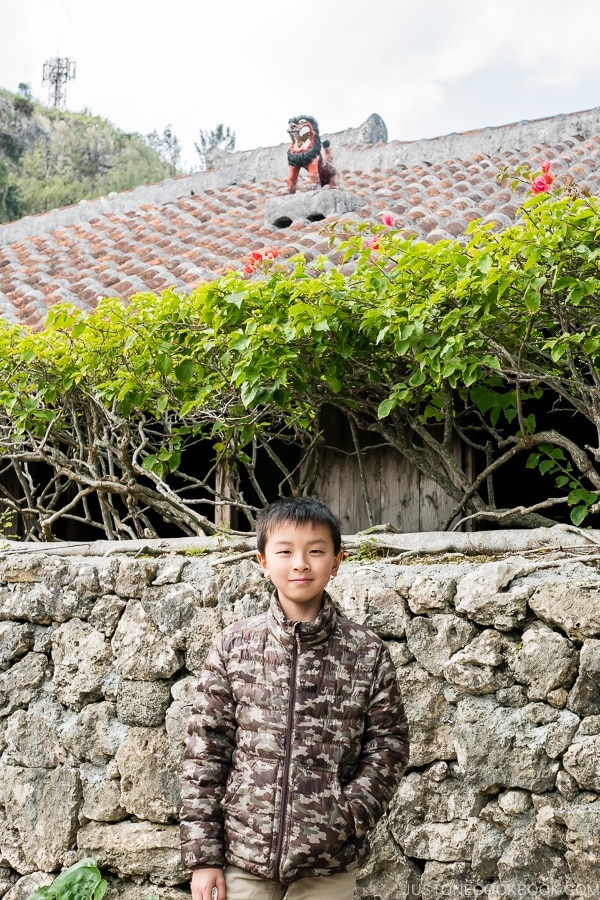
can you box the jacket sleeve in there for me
[341,642,409,839]
[179,632,236,869]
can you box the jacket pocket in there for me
[222,756,280,870]
[287,766,357,870]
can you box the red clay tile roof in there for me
[2,109,600,329]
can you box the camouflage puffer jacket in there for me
[180,591,409,884]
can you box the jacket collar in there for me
[267,589,338,650]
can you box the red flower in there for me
[366,236,380,251]
[531,161,555,194]
[242,246,280,276]
[531,176,549,194]
[381,212,395,227]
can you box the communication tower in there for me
[42,57,76,109]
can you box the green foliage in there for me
[0,87,174,222]
[28,858,106,900]
[2,184,600,536]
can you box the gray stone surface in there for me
[0,624,34,671]
[512,623,578,702]
[52,619,113,710]
[568,638,600,715]
[2,534,600,896]
[116,679,172,727]
[111,601,184,680]
[454,560,532,630]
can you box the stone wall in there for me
[2,528,600,900]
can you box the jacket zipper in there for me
[274,622,300,880]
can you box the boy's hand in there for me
[190,867,226,900]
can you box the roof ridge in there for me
[2,107,600,247]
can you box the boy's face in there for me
[257,521,343,622]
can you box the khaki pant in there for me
[224,864,357,899]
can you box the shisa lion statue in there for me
[286,115,336,194]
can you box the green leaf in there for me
[409,370,425,387]
[570,505,588,526]
[156,354,172,375]
[568,488,597,506]
[524,284,541,313]
[174,358,195,383]
[378,398,396,419]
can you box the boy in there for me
[180,497,409,900]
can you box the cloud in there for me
[2,0,600,164]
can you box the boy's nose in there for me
[293,556,309,570]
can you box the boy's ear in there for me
[257,551,269,577]
[331,549,344,577]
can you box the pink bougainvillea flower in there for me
[531,175,550,195]
[530,161,554,194]
[243,246,280,275]
[381,212,395,227]
[366,236,380,251]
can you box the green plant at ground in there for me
[28,858,106,900]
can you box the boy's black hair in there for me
[256,497,342,554]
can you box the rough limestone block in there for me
[0,653,48,717]
[2,765,80,872]
[391,771,483,862]
[454,559,531,630]
[111,601,183,680]
[404,572,456,615]
[77,821,186,885]
[4,698,74,768]
[116,679,172,727]
[405,614,476,677]
[330,563,410,638]
[115,559,158,598]
[444,629,515,695]
[563,731,600,791]
[88,594,127,638]
[453,698,577,792]
[80,763,126,823]
[511,623,578,702]
[397,663,456,767]
[61,701,129,765]
[52,618,113,710]
[567,639,600,715]
[529,581,600,640]
[0,623,34,671]
[115,727,181,824]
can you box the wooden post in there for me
[215,460,232,528]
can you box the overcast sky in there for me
[2,0,600,171]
